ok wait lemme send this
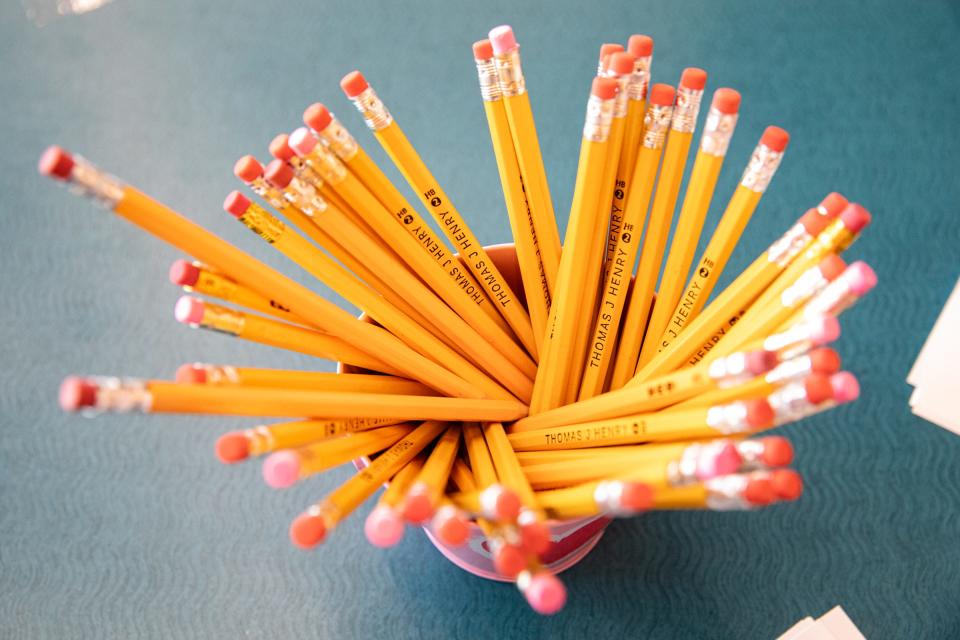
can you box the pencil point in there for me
[223,190,252,218]
[288,127,317,157]
[168,260,200,287]
[269,134,295,162]
[290,511,327,549]
[760,126,790,152]
[365,505,405,548]
[39,145,75,180]
[340,70,369,98]
[488,25,518,55]
[303,103,333,133]
[263,451,301,489]
[233,155,264,183]
[215,432,250,464]
[174,296,205,325]
[59,376,97,411]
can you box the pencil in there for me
[175,364,437,396]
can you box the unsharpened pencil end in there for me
[174,296,205,325]
[365,505,405,548]
[711,88,741,114]
[744,477,776,506]
[524,572,567,615]
[648,83,675,106]
[746,350,779,376]
[263,451,301,489]
[809,348,841,375]
[264,159,294,190]
[830,372,860,404]
[215,432,250,464]
[846,262,878,296]
[760,437,795,468]
[810,316,841,346]
[233,155,264,183]
[591,76,619,100]
[168,260,200,287]
[472,39,493,61]
[706,443,744,479]
[303,103,333,133]
[340,70,369,98]
[493,543,526,578]
[771,469,803,501]
[519,517,551,555]
[620,481,654,511]
[819,192,849,217]
[608,52,636,76]
[760,126,790,152]
[288,127,317,157]
[223,190,252,218]
[175,363,207,384]
[432,506,470,547]
[839,203,871,233]
[59,376,97,411]
[488,25,518,55]
[290,512,327,549]
[680,67,707,91]
[402,483,435,524]
[745,399,775,429]
[804,373,835,405]
[39,145,75,180]
[627,34,653,58]
[269,134,295,162]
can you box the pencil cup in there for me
[344,243,611,581]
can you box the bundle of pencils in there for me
[43,24,875,615]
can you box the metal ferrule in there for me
[285,177,328,217]
[515,569,533,593]
[304,144,348,185]
[766,222,812,267]
[739,143,784,193]
[764,355,814,385]
[307,502,341,531]
[708,351,757,386]
[318,116,359,161]
[474,56,502,102]
[493,48,526,97]
[802,272,858,318]
[349,86,393,131]
[735,440,769,468]
[193,364,241,384]
[593,481,630,515]
[81,376,153,415]
[63,155,125,208]
[762,319,822,354]
[583,93,615,142]
[627,56,651,101]
[667,443,708,486]
[641,103,673,149]
[613,74,631,117]
[704,473,763,510]
[671,86,704,133]
[188,268,238,299]
[245,425,275,456]
[706,401,756,434]
[238,202,286,245]
[780,264,832,308]
[768,381,817,425]
[249,178,288,212]
[700,107,739,156]
[192,301,246,336]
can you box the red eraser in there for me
[798,208,833,236]
[472,39,494,61]
[760,126,790,152]
[830,371,860,404]
[215,432,250,464]
[520,519,552,556]
[680,67,707,91]
[433,508,470,547]
[759,436,794,467]
[809,347,841,374]
[488,25,518,55]
[492,543,526,578]
[709,442,744,478]
[770,469,803,501]
[819,192,849,217]
[303,103,333,133]
[599,43,625,62]
[39,145,75,180]
[174,295,205,325]
[169,260,200,287]
[175,363,207,384]
[746,350,778,376]
[846,261,878,296]
[524,572,567,616]
[711,88,741,114]
[819,254,847,280]
[648,83,675,107]
[608,52,636,76]
[839,203,872,233]
[223,190,252,218]
[401,484,435,524]
[744,399,774,429]
[620,481,654,511]
[269,134,295,162]
[490,486,521,522]
[627,35,653,57]
[591,76,619,100]
[233,155,264,183]
[744,477,776,506]
[59,376,97,411]
[290,512,327,549]
[264,159,295,190]
[340,70,369,98]
[804,373,834,405]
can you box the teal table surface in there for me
[2,0,959,637]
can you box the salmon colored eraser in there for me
[233,155,264,183]
[760,126,790,152]
[288,127,318,157]
[680,67,707,91]
[799,208,834,236]
[365,505,404,548]
[759,436,794,467]
[519,517,551,555]
[59,376,97,411]
[481,485,521,521]
[839,203,872,233]
[340,70,369,98]
[401,484,435,524]
[620,481,654,511]
[809,347,841,374]
[488,25,518,55]
[830,371,860,403]
[744,399,775,429]
[608,52,636,76]
[770,469,803,501]
[591,76,619,100]
[493,543,526,578]
[175,363,206,384]
[819,192,849,217]
[524,572,567,615]
[600,43,625,60]
[846,261,878,296]
[269,134,295,162]
[433,507,470,547]
[648,83,675,106]
[627,34,653,57]
[215,432,250,464]
[472,39,494,60]
[819,254,847,280]
[303,103,333,133]
[746,350,778,375]
[809,316,841,345]
[263,451,301,489]
[223,190,252,218]
[169,260,200,287]
[290,512,327,549]
[39,145,75,180]
[744,478,776,505]
[711,88,741,114]
[264,159,294,189]
[804,373,835,405]
[174,296,205,325]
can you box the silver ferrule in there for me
[641,103,673,149]
[780,265,832,308]
[515,569,533,593]
[583,93,615,142]
[493,48,526,97]
[709,351,760,386]
[474,56,502,102]
[349,86,393,131]
[704,473,762,510]
[318,116,359,162]
[700,107,739,156]
[249,178,288,212]
[193,364,240,384]
[671,86,704,134]
[607,73,631,118]
[285,177,328,217]
[768,381,817,425]
[764,354,814,385]
[667,442,709,486]
[63,155,125,208]
[593,481,629,515]
[766,222,812,267]
[706,401,756,434]
[802,271,858,318]
[305,144,348,185]
[81,376,153,416]
[762,318,822,354]
[740,143,784,192]
[734,440,768,469]
[627,56,652,101]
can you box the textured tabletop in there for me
[2,0,959,637]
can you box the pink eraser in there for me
[627,35,654,57]
[262,451,301,489]
[830,372,860,403]
[703,442,743,479]
[771,469,803,501]
[648,83,675,106]
[269,134,295,162]
[746,350,778,376]
[472,39,494,61]
[493,543,526,578]
[819,254,847,281]
[760,126,790,152]
[39,145,75,180]
[759,436,794,467]
[288,127,318,157]
[290,512,327,549]
[619,481,653,511]
[608,51,636,76]
[819,192,849,217]
[215,432,250,464]
[264,159,294,189]
[223,190,252,218]
[809,348,841,375]
[175,363,207,384]
[591,76,619,100]
[680,67,707,91]
[804,373,834,405]
[711,88,741,114]
[174,296,205,325]
[401,484,435,524]
[840,203,872,233]
[169,260,200,287]
[845,261,878,296]
[488,25,518,55]
[744,399,774,429]
[809,315,841,345]
[340,70,369,98]
[365,504,405,548]
[303,103,333,133]
[233,155,264,183]
[433,507,470,547]
[524,572,567,615]
[59,376,97,411]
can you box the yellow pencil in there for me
[402,424,461,523]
